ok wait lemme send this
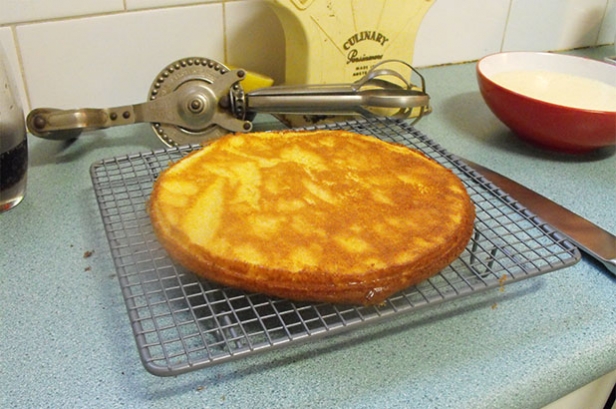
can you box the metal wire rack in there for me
[90,117,580,376]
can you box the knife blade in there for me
[459,158,616,275]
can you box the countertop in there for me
[1,46,615,409]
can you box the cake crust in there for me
[148,130,475,305]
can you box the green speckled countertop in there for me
[1,46,615,409]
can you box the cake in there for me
[148,129,475,305]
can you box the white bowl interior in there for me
[478,52,616,112]
[478,52,616,86]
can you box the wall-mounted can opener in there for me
[26,57,430,147]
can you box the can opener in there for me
[26,57,429,147]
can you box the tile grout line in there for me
[9,25,31,112]
[0,1,225,28]
[499,0,514,52]
[596,0,611,45]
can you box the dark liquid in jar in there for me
[0,137,28,192]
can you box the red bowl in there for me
[477,52,616,153]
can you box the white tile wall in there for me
[0,28,28,112]
[125,0,217,11]
[598,0,616,44]
[413,0,511,67]
[16,5,225,110]
[0,0,614,115]
[502,0,610,51]
[0,0,123,25]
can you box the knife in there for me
[458,158,616,275]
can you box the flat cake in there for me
[148,130,475,305]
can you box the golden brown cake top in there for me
[150,130,472,277]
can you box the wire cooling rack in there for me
[90,117,580,376]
